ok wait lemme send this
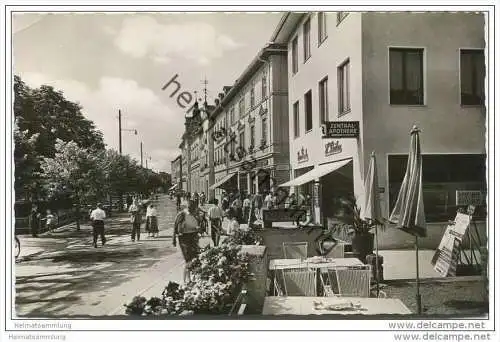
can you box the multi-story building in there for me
[170,154,182,191]
[179,134,189,193]
[208,43,291,201]
[272,12,486,248]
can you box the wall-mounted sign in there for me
[297,147,309,163]
[321,121,360,139]
[325,140,342,156]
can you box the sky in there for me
[12,12,283,173]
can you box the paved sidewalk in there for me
[14,195,199,318]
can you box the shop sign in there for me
[297,147,309,163]
[321,121,360,139]
[325,140,342,156]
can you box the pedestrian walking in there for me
[231,193,243,224]
[146,203,159,238]
[221,192,229,211]
[193,192,200,208]
[208,199,224,246]
[264,192,273,210]
[29,204,41,237]
[90,203,107,248]
[176,191,182,211]
[128,199,142,242]
[45,209,56,233]
[225,208,240,236]
[173,200,202,284]
[243,194,251,223]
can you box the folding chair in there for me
[228,288,248,316]
[320,272,336,297]
[282,242,308,259]
[335,265,371,298]
[281,268,316,296]
[325,242,345,259]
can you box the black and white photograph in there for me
[2,2,497,341]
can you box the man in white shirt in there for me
[208,199,224,246]
[90,203,107,248]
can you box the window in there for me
[303,18,311,62]
[239,97,245,118]
[230,107,235,125]
[239,131,245,149]
[293,101,300,138]
[389,48,424,105]
[319,76,329,123]
[460,49,485,106]
[388,154,486,222]
[250,125,255,147]
[250,85,255,108]
[338,60,350,115]
[337,12,348,25]
[292,37,299,74]
[318,12,327,44]
[262,117,267,145]
[230,138,235,155]
[261,74,267,99]
[304,90,312,132]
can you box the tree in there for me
[40,139,106,230]
[14,75,105,201]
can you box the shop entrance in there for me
[320,161,354,230]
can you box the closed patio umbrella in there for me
[363,151,383,297]
[389,125,427,314]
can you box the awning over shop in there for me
[168,184,178,191]
[209,173,237,190]
[278,158,353,187]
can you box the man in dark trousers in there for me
[90,203,107,248]
[128,199,142,241]
[29,204,41,237]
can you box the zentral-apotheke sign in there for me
[321,121,360,138]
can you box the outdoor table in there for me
[269,257,364,270]
[268,257,365,296]
[262,296,412,316]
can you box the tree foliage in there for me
[15,75,171,211]
[14,75,104,200]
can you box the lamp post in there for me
[117,109,137,212]
[140,142,143,167]
[118,109,137,155]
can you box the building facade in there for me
[208,43,291,201]
[170,155,182,190]
[273,12,486,248]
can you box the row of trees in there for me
[14,75,168,228]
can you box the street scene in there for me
[10,9,491,324]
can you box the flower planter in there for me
[351,233,374,263]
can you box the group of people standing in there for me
[29,206,58,237]
[86,197,161,248]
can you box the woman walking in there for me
[146,203,159,238]
[173,200,202,284]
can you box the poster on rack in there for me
[431,210,472,277]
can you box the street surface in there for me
[14,195,210,318]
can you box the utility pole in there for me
[140,142,143,167]
[118,109,122,155]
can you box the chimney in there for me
[218,92,224,100]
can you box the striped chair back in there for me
[335,266,371,298]
[283,242,308,259]
[281,268,316,296]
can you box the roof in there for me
[207,42,287,125]
[269,12,308,44]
